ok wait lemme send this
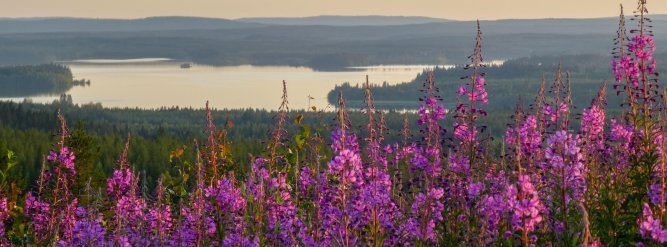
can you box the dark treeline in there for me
[0,100,420,192]
[0,64,88,97]
[1,17,667,69]
[328,54,635,110]
[0,86,619,194]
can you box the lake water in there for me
[2,59,501,110]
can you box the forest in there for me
[0,64,88,97]
[0,16,666,69]
[328,54,643,110]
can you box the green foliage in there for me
[65,123,104,199]
[0,149,17,190]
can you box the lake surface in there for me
[3,59,501,110]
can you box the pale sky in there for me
[1,0,666,20]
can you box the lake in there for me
[2,59,502,110]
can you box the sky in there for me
[1,0,666,20]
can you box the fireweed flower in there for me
[65,207,107,246]
[417,97,446,127]
[648,133,667,207]
[541,130,586,236]
[612,20,659,117]
[244,159,301,245]
[477,171,510,239]
[48,147,76,175]
[357,156,402,244]
[206,178,247,245]
[465,76,489,104]
[106,164,150,246]
[106,167,134,199]
[0,197,8,245]
[174,203,217,247]
[507,175,544,236]
[402,77,446,244]
[544,131,586,201]
[25,192,51,240]
[639,203,667,243]
[610,119,634,149]
[27,144,80,244]
[506,115,542,163]
[114,194,148,245]
[609,118,636,170]
[404,188,445,242]
[542,103,569,124]
[581,105,605,148]
[321,130,365,246]
[147,204,173,241]
[299,166,313,194]
[265,174,300,245]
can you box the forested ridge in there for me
[328,54,654,110]
[0,64,88,97]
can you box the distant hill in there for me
[236,15,450,26]
[649,14,667,21]
[0,15,664,68]
[0,16,265,34]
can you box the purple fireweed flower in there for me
[0,197,8,244]
[206,179,246,213]
[639,203,667,243]
[542,103,568,123]
[173,204,217,247]
[222,235,260,247]
[409,147,442,179]
[609,118,636,169]
[321,130,365,246]
[466,76,488,104]
[147,204,173,238]
[48,147,76,175]
[241,159,301,245]
[60,198,79,241]
[454,122,478,144]
[106,168,134,199]
[25,192,51,240]
[507,175,544,234]
[506,115,542,157]
[613,32,658,114]
[206,178,246,243]
[468,181,484,199]
[543,131,586,202]
[457,85,467,96]
[417,97,446,127]
[403,188,445,243]
[266,180,300,245]
[330,129,360,154]
[448,153,471,176]
[581,105,605,147]
[356,158,401,244]
[299,166,313,195]
[610,119,634,145]
[648,184,666,206]
[64,207,106,246]
[113,194,148,245]
[476,171,510,239]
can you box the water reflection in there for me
[1,60,503,110]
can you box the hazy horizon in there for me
[2,0,666,21]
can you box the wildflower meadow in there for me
[1,0,666,246]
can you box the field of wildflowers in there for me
[0,0,665,246]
